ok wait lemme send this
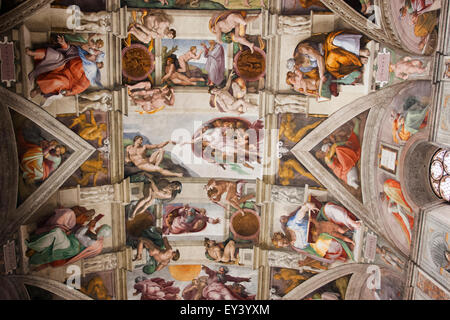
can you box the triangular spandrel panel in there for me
[0,87,95,244]
[10,109,73,207]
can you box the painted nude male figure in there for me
[68,110,107,146]
[128,10,176,43]
[205,179,255,216]
[126,135,183,177]
[135,232,180,273]
[127,82,175,112]
[209,71,258,114]
[209,12,260,53]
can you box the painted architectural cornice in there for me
[0,0,54,34]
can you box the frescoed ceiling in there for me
[0,0,449,302]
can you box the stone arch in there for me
[282,263,368,300]
[10,275,92,300]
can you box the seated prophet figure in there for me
[27,35,103,98]
[321,31,369,79]
[34,206,95,236]
[318,118,361,190]
[272,201,360,263]
[25,209,111,267]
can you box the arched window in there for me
[429,149,450,202]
